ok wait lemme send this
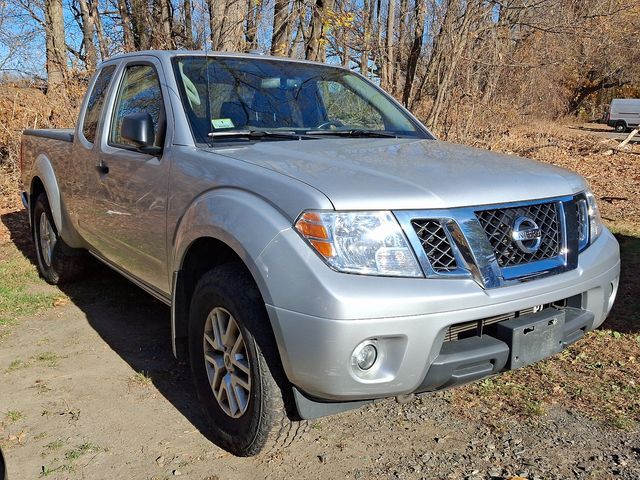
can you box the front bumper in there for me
[258,227,620,402]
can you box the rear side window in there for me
[109,64,166,150]
[82,65,116,143]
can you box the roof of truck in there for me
[100,50,342,70]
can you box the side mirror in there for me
[120,112,156,151]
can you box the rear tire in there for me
[614,121,627,133]
[33,193,86,285]
[188,263,306,456]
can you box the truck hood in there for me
[211,138,587,210]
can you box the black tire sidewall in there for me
[188,269,268,454]
[0,446,5,480]
[615,122,626,133]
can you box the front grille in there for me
[476,202,561,267]
[411,220,458,272]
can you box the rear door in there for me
[86,56,173,295]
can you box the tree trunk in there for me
[393,0,407,94]
[360,0,374,76]
[92,1,108,60]
[183,0,194,47]
[401,0,425,106]
[158,0,173,49]
[306,0,335,62]
[77,0,97,71]
[208,0,247,51]
[374,0,382,77]
[271,0,291,56]
[130,0,151,49]
[382,0,395,90]
[44,0,67,91]
[289,2,306,57]
[340,12,349,66]
[246,0,262,50]
[117,0,135,51]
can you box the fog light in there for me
[353,342,378,371]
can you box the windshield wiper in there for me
[305,129,399,138]
[207,129,315,141]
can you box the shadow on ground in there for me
[605,232,640,334]
[567,124,640,141]
[567,124,611,133]
[0,208,212,446]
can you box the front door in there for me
[87,58,172,294]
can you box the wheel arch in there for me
[29,155,84,248]
[170,188,293,361]
[30,155,62,233]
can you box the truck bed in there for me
[23,128,74,143]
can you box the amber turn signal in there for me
[295,212,335,258]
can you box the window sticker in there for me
[211,118,235,129]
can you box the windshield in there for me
[171,56,428,143]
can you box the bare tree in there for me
[272,0,292,56]
[246,0,262,50]
[380,0,395,90]
[76,0,98,69]
[116,0,135,51]
[401,0,425,106]
[183,0,195,47]
[130,0,151,49]
[306,0,335,61]
[208,0,247,51]
[155,0,174,49]
[44,0,67,90]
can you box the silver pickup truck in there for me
[20,51,620,456]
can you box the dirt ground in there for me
[0,123,639,480]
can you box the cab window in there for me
[109,64,166,150]
[82,65,116,143]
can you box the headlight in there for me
[294,210,423,277]
[577,187,603,251]
[585,188,603,243]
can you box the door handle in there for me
[96,161,109,175]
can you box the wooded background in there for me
[1,0,639,134]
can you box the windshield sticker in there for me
[211,118,235,129]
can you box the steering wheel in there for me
[316,119,345,130]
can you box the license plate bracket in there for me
[496,308,565,370]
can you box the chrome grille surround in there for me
[394,195,579,289]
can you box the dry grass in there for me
[0,82,85,211]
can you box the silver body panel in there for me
[21,50,621,402]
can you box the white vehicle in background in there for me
[606,98,640,133]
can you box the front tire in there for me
[614,121,627,133]
[33,193,86,285]
[188,263,305,456]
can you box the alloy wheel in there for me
[203,307,251,418]
[38,211,57,267]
